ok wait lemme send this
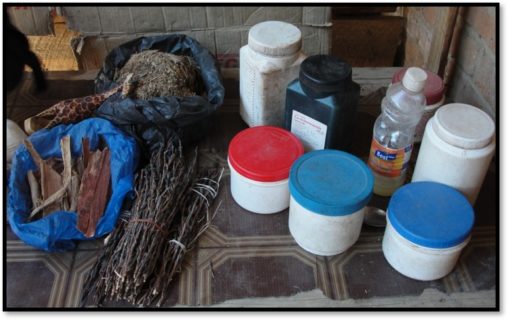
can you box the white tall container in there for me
[239,21,306,127]
[412,103,496,204]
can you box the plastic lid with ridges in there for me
[289,150,373,216]
[387,181,474,249]
[248,21,302,56]
[392,68,445,105]
[432,103,495,149]
[228,126,304,182]
[402,67,427,93]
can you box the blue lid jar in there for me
[387,182,475,249]
[289,150,373,216]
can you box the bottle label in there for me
[368,138,413,178]
[290,110,327,151]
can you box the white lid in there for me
[402,67,427,92]
[432,103,495,149]
[248,21,302,56]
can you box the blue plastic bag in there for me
[7,118,139,252]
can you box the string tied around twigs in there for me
[169,239,187,252]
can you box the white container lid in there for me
[248,21,302,56]
[432,103,495,149]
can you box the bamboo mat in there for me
[27,18,80,71]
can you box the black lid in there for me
[299,55,353,98]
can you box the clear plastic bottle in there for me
[367,67,427,196]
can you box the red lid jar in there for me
[228,126,304,182]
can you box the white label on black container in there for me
[290,110,327,151]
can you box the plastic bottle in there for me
[367,67,427,196]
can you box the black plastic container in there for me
[284,55,360,151]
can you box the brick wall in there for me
[448,7,496,120]
[404,6,496,119]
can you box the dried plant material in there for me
[76,148,111,238]
[23,139,43,170]
[114,50,200,100]
[77,150,101,235]
[39,161,62,217]
[68,172,80,212]
[80,140,223,307]
[27,170,41,218]
[30,136,72,217]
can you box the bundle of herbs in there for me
[80,139,223,307]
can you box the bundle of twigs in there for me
[80,139,223,307]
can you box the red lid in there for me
[228,126,304,182]
[392,68,445,105]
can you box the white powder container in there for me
[228,126,303,214]
[412,103,495,204]
[239,21,306,127]
[288,150,374,256]
[382,182,474,281]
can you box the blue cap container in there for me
[289,150,374,215]
[288,150,374,256]
[383,181,475,280]
[387,181,475,249]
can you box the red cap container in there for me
[392,68,445,105]
[228,126,304,182]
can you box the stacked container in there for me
[412,103,496,204]
[382,182,474,281]
[288,150,373,255]
[228,126,304,214]
[239,21,306,127]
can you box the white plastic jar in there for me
[391,68,445,142]
[288,150,374,256]
[382,182,474,281]
[412,103,495,204]
[239,21,306,127]
[228,126,303,214]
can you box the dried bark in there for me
[26,170,41,220]
[76,147,111,238]
[30,136,72,217]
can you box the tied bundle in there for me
[81,139,223,307]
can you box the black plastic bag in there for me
[94,34,225,157]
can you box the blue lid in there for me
[387,182,475,249]
[289,150,374,216]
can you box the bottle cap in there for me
[392,68,445,105]
[402,67,427,93]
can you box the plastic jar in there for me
[228,126,304,214]
[392,68,445,142]
[411,103,495,204]
[382,182,474,281]
[239,21,306,127]
[288,150,373,256]
[284,55,360,151]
